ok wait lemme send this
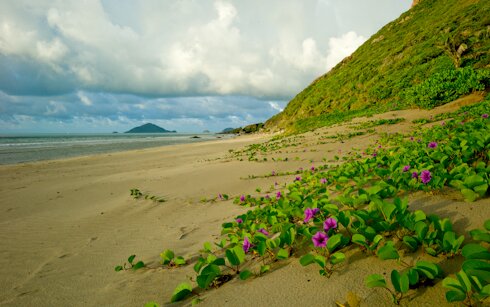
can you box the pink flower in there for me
[323,217,338,232]
[276,191,282,199]
[482,114,488,119]
[257,228,269,236]
[265,194,270,199]
[218,194,223,200]
[428,142,438,149]
[420,170,431,184]
[320,178,327,184]
[412,172,418,179]
[311,166,315,171]
[303,208,320,223]
[236,218,243,224]
[295,176,301,181]
[243,237,252,253]
[402,165,410,172]
[240,195,245,202]
[312,232,328,248]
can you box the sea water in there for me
[0,133,224,165]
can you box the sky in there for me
[0,0,412,133]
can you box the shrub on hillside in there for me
[402,67,490,109]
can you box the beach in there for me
[1,97,489,306]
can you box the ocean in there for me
[0,133,224,165]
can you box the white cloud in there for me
[326,31,367,70]
[77,91,92,106]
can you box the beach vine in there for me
[139,99,489,305]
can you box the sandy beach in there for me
[1,96,489,306]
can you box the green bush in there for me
[402,67,490,109]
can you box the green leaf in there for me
[462,259,490,283]
[327,233,343,253]
[239,270,253,280]
[407,268,419,286]
[257,241,267,257]
[260,265,270,274]
[414,221,428,240]
[415,261,441,279]
[485,220,490,232]
[352,234,367,247]
[300,253,316,266]
[461,188,478,202]
[380,201,396,221]
[464,174,485,189]
[144,302,159,307]
[170,282,193,303]
[330,252,346,265]
[197,264,220,289]
[474,184,488,197]
[445,290,467,302]
[470,229,490,243]
[128,254,136,265]
[403,236,419,251]
[174,257,186,266]
[203,242,212,252]
[314,255,326,268]
[481,284,490,297]
[456,271,472,292]
[391,270,409,293]
[191,298,203,306]
[225,249,239,266]
[132,261,145,270]
[365,274,387,288]
[413,210,426,222]
[276,248,289,260]
[160,249,174,265]
[442,277,465,292]
[377,242,399,260]
[462,243,490,260]
[114,265,123,272]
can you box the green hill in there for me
[266,0,490,133]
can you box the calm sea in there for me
[0,133,224,165]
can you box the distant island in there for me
[125,123,176,133]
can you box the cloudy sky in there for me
[0,0,411,133]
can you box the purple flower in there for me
[323,217,338,232]
[243,237,251,253]
[402,165,411,172]
[428,142,438,149]
[276,191,282,199]
[378,145,382,149]
[441,121,445,126]
[295,176,301,181]
[420,170,431,184]
[412,172,418,179]
[271,171,276,176]
[312,231,328,248]
[236,218,243,224]
[320,178,327,184]
[410,137,414,141]
[304,208,320,223]
[218,193,223,200]
[265,194,270,199]
[303,208,314,223]
[311,166,315,171]
[240,195,245,202]
[257,228,269,236]
[483,114,489,119]
[417,139,422,143]
[372,152,377,157]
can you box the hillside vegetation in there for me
[266,0,490,133]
